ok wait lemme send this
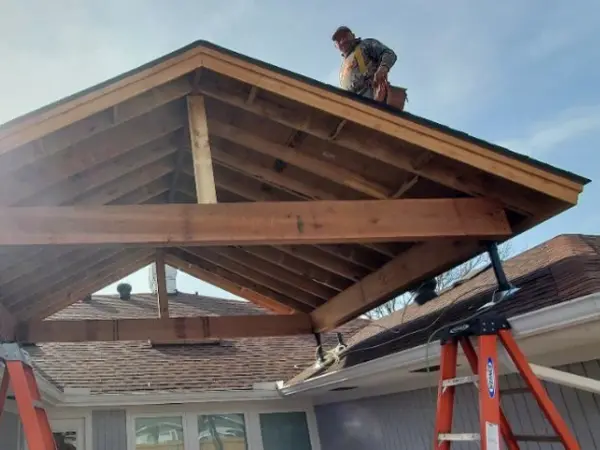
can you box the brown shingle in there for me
[287,234,600,384]
[27,293,367,394]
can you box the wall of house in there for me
[315,358,600,450]
[0,411,21,450]
[92,410,128,450]
[45,400,320,450]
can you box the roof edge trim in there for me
[279,291,600,395]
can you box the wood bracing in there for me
[0,41,589,342]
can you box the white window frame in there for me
[126,402,321,450]
[21,410,93,450]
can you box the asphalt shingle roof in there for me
[26,293,366,394]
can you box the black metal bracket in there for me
[486,242,512,292]
[313,332,325,364]
[439,311,512,344]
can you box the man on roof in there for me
[332,26,397,102]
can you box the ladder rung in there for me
[515,434,561,442]
[442,375,478,387]
[438,433,480,441]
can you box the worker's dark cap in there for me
[332,26,352,40]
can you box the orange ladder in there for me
[0,342,57,450]
[433,313,580,449]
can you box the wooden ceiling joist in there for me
[0,198,511,247]
[16,313,313,343]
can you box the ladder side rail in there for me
[434,341,459,450]
[498,329,581,450]
[0,366,9,422]
[459,338,519,450]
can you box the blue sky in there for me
[0,1,598,298]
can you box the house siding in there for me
[315,359,600,449]
[92,409,127,450]
[0,411,20,450]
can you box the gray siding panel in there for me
[316,359,600,450]
[0,411,20,450]
[92,409,127,450]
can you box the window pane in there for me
[259,412,312,450]
[198,413,248,450]
[135,416,184,450]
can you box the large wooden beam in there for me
[16,313,313,343]
[0,199,511,246]
[310,239,483,331]
[164,253,294,314]
[187,95,217,203]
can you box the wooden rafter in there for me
[19,250,154,320]
[197,83,551,216]
[182,248,324,308]
[311,239,483,331]
[169,248,311,313]
[0,199,511,247]
[16,313,313,343]
[209,120,392,199]
[164,252,294,314]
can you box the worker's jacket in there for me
[339,38,397,98]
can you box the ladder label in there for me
[486,357,496,398]
[485,422,500,450]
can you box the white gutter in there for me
[279,292,600,396]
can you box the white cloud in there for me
[497,105,600,156]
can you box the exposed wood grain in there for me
[16,313,313,343]
[0,103,185,206]
[187,95,217,203]
[198,49,584,203]
[0,77,192,177]
[209,120,392,199]
[207,246,337,299]
[198,84,551,215]
[184,248,324,308]
[26,250,155,320]
[165,252,294,314]
[311,239,484,331]
[169,248,311,312]
[0,199,511,246]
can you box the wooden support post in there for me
[155,249,169,319]
[186,95,217,203]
